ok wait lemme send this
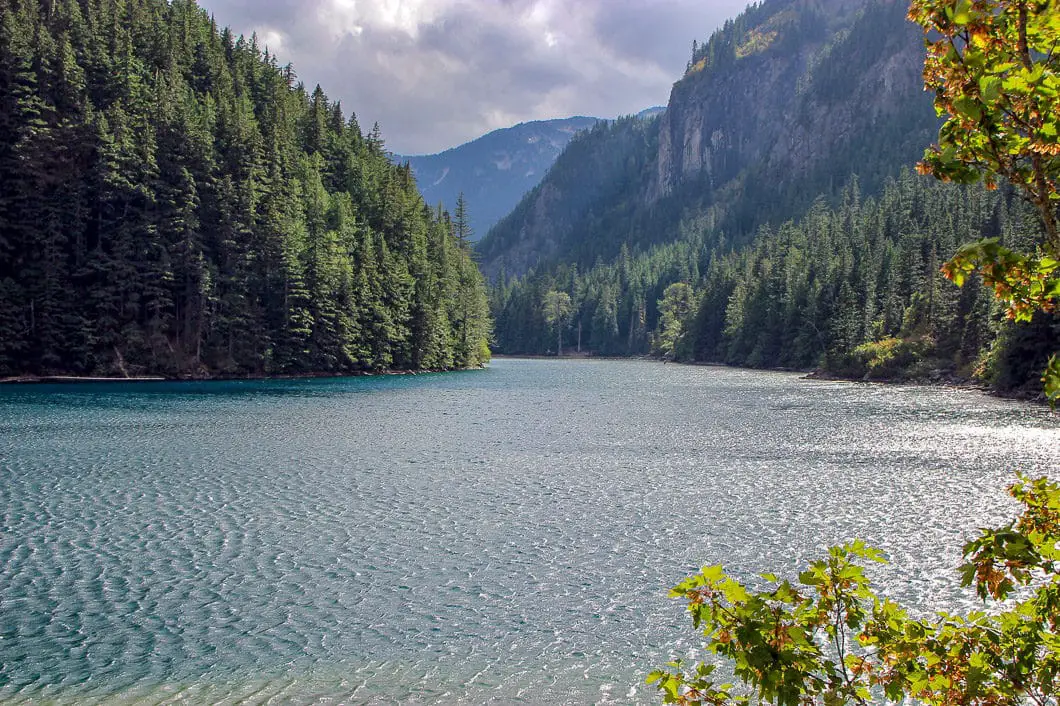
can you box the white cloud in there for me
[202,0,750,154]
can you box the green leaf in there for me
[1044,356,1060,405]
[701,565,727,583]
[953,96,982,121]
[952,0,972,24]
[663,676,681,700]
[979,75,1001,102]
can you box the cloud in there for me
[201,0,749,154]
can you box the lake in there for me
[1,359,1057,704]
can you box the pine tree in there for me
[0,0,492,378]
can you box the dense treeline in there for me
[491,173,1058,395]
[0,0,491,378]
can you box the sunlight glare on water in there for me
[0,359,1057,704]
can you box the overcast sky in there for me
[203,0,750,155]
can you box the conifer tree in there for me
[0,0,491,378]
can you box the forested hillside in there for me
[477,114,662,278]
[0,0,491,379]
[477,0,935,280]
[492,174,1056,394]
[485,0,1058,394]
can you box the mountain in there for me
[0,0,491,378]
[477,0,935,279]
[394,117,600,241]
[482,0,1057,395]
[477,113,664,277]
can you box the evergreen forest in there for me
[490,173,1057,397]
[0,0,492,379]
[484,0,1058,398]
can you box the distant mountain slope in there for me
[395,117,600,241]
[476,0,936,278]
[476,114,663,276]
[636,106,667,121]
[482,0,1056,397]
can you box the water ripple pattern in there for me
[0,360,1057,704]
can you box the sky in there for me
[202,0,751,155]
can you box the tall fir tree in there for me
[0,0,491,378]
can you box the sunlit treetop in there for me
[909,0,1060,246]
[909,0,1060,401]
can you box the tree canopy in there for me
[0,0,491,378]
[542,289,573,355]
[650,477,1060,706]
[911,0,1060,400]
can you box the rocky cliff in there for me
[652,0,927,201]
[477,0,937,278]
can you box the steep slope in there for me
[484,0,1057,395]
[394,117,599,241]
[653,0,931,215]
[0,0,491,378]
[476,115,662,277]
[477,0,936,278]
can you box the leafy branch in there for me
[651,477,1060,706]
[908,0,1060,402]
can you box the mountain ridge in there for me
[477,0,1057,397]
[477,0,935,279]
[394,116,601,240]
[395,108,667,241]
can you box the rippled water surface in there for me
[1,359,1057,704]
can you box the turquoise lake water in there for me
[1,359,1057,704]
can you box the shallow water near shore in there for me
[1,358,1057,704]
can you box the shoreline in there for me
[491,353,652,362]
[491,353,1047,402]
[0,365,487,385]
[3,358,1045,403]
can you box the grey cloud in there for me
[201,0,749,154]
[592,0,732,69]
